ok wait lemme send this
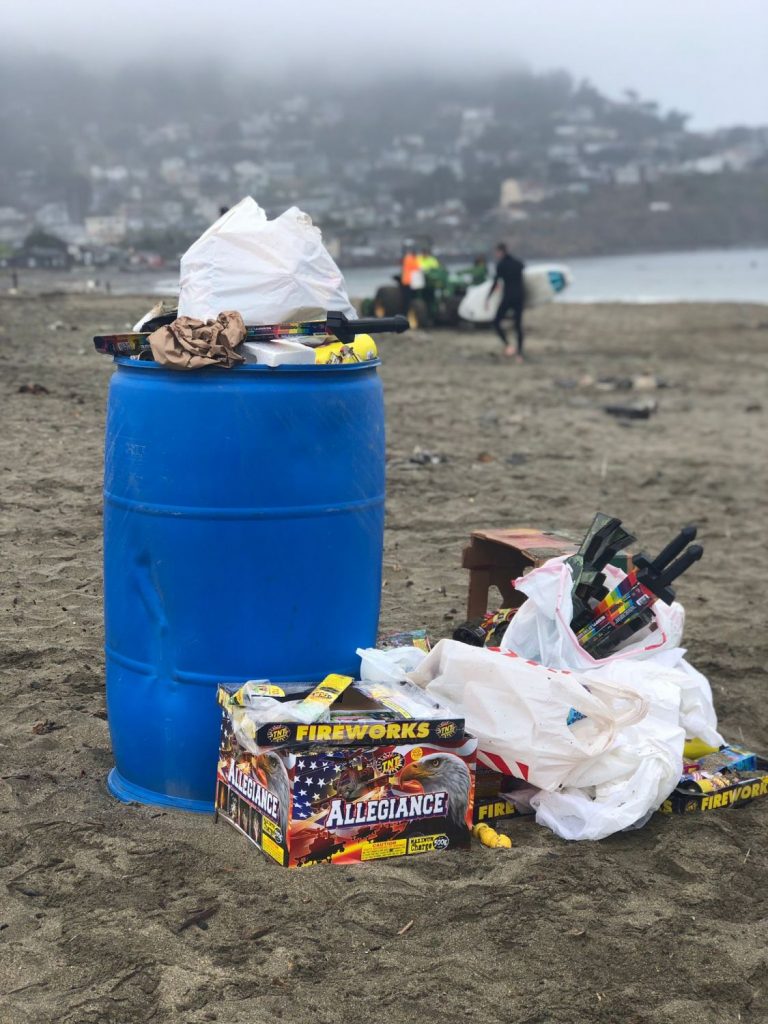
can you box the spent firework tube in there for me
[292,673,355,724]
[633,524,698,574]
[94,311,409,356]
[577,544,703,655]
[93,333,151,356]
[453,608,515,647]
[575,569,658,652]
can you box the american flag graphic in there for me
[291,753,347,820]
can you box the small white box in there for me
[242,339,316,367]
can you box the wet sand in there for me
[1,295,767,1023]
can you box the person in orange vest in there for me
[400,246,422,313]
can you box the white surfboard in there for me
[458,264,572,324]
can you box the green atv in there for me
[364,265,485,329]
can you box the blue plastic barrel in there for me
[103,359,385,812]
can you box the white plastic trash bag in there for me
[409,640,650,790]
[178,197,356,325]
[531,659,686,840]
[357,645,428,685]
[501,557,684,667]
[500,557,722,747]
[409,639,685,840]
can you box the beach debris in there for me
[604,399,657,420]
[476,451,495,463]
[175,904,219,933]
[397,919,415,936]
[472,822,512,849]
[661,743,768,815]
[179,196,355,325]
[31,719,58,735]
[96,311,405,362]
[243,338,315,367]
[504,453,528,466]
[18,383,49,396]
[595,376,633,391]
[454,607,516,648]
[148,311,248,369]
[313,335,379,365]
[133,300,177,333]
[556,374,670,392]
[570,517,702,658]
[6,883,42,898]
[409,446,447,465]
[633,374,662,391]
[217,678,473,866]
[379,629,432,652]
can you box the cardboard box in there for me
[215,684,477,866]
[659,745,768,815]
[488,745,768,821]
[473,767,520,824]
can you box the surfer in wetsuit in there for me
[487,242,526,361]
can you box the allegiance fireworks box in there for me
[215,682,477,866]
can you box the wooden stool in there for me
[461,528,577,620]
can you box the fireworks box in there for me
[473,767,520,825]
[659,745,768,815]
[215,682,477,867]
[484,745,768,822]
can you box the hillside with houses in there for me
[1,55,766,268]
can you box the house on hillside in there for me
[10,230,74,269]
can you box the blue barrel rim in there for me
[112,356,381,373]
[107,767,214,814]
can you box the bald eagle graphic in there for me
[253,752,291,839]
[399,752,471,833]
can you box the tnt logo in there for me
[436,721,457,740]
[266,725,290,745]
[376,752,404,776]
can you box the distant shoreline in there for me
[3,245,767,305]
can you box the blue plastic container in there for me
[103,359,385,812]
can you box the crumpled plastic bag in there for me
[178,197,356,325]
[408,639,685,841]
[530,658,687,840]
[357,645,428,685]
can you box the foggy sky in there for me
[3,0,767,130]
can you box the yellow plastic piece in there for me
[684,738,721,760]
[314,335,378,365]
[472,822,512,849]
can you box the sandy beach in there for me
[1,294,767,1024]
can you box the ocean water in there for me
[340,247,768,305]
[558,247,768,304]
[13,246,766,305]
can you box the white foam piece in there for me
[242,339,316,366]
